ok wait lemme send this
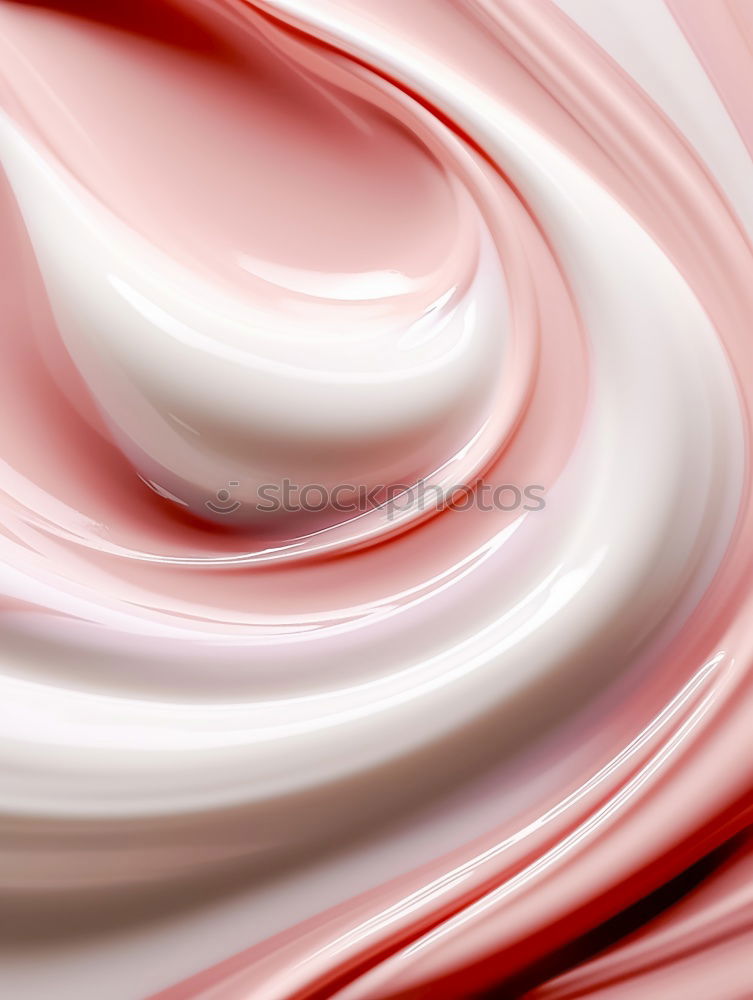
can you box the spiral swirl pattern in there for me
[2,1,753,998]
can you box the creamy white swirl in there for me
[2,1,753,998]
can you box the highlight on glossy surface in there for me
[2,0,753,998]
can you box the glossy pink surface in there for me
[2,2,753,999]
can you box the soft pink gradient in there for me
[1,1,753,999]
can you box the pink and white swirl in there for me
[2,1,753,998]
